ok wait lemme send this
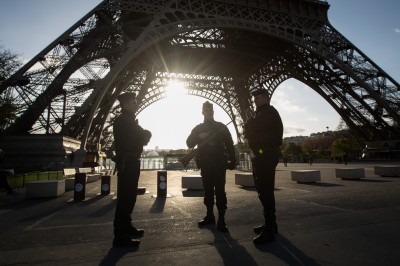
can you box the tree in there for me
[0,46,22,85]
[282,142,302,162]
[331,137,362,160]
[0,46,22,136]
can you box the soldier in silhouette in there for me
[112,92,152,247]
[244,88,283,245]
[186,101,236,232]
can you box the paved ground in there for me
[1,162,400,265]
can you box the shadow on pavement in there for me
[88,201,116,218]
[149,197,166,213]
[340,179,392,183]
[99,246,139,266]
[300,182,343,187]
[182,190,203,197]
[211,229,258,266]
[256,234,320,266]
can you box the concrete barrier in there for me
[374,166,400,177]
[235,173,255,187]
[182,175,203,190]
[25,179,66,198]
[63,168,77,191]
[291,170,321,183]
[335,168,365,180]
[65,178,76,191]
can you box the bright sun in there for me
[138,79,236,150]
[165,80,187,98]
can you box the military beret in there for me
[251,88,268,97]
[117,92,136,103]
[202,101,213,109]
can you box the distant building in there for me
[283,136,307,145]
[146,151,160,157]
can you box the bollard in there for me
[157,170,167,198]
[74,173,86,201]
[101,175,111,195]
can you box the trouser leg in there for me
[252,152,279,236]
[212,165,229,232]
[114,160,140,238]
[214,167,227,221]
[253,156,278,244]
[201,166,215,216]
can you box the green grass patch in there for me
[8,171,64,188]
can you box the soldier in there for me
[186,101,236,232]
[113,92,152,247]
[244,88,283,245]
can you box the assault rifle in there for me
[179,120,233,168]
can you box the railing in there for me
[238,152,252,172]
[140,156,165,170]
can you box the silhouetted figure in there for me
[186,101,236,232]
[244,88,283,245]
[0,170,17,196]
[283,156,288,167]
[343,153,348,165]
[112,92,151,248]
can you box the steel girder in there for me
[1,0,399,151]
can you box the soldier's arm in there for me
[223,126,236,162]
[136,124,152,146]
[186,125,200,148]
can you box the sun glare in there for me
[138,79,237,150]
[165,80,187,98]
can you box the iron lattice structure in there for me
[1,0,400,152]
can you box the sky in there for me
[0,0,399,150]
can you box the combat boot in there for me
[253,211,277,245]
[198,215,216,226]
[198,205,215,226]
[129,225,144,237]
[113,236,140,247]
[217,209,228,232]
[217,220,228,232]
[113,230,140,247]
[254,211,278,234]
[253,226,275,245]
[253,223,278,235]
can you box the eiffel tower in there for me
[1,0,400,161]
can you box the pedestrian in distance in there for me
[283,156,288,167]
[112,92,152,247]
[186,101,236,232]
[243,88,283,245]
[0,169,18,196]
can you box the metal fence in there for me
[140,156,165,170]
